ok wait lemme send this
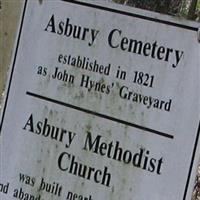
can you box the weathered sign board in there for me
[0,0,200,200]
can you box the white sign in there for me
[0,0,199,200]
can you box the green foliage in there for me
[197,0,200,9]
[113,0,200,20]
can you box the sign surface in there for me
[0,0,200,200]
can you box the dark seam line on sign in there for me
[183,121,200,200]
[26,91,174,140]
[0,0,28,133]
[61,0,198,32]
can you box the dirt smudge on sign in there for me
[38,0,43,5]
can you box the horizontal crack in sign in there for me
[26,91,174,139]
